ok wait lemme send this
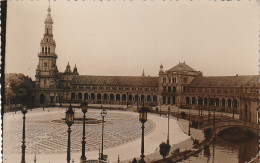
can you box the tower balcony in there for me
[38,52,57,58]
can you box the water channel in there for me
[183,133,258,163]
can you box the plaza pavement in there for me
[3,107,189,163]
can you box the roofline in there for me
[73,75,159,78]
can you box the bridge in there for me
[201,120,259,135]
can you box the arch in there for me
[198,97,203,105]
[215,98,220,107]
[84,93,88,100]
[122,94,126,101]
[141,95,145,102]
[78,93,82,100]
[91,93,95,100]
[45,47,47,53]
[192,97,196,105]
[210,98,214,106]
[116,94,120,101]
[172,96,176,105]
[168,86,171,92]
[97,93,102,101]
[233,99,238,108]
[42,47,44,53]
[186,97,190,105]
[134,95,139,102]
[163,86,166,92]
[222,99,226,107]
[110,94,114,101]
[167,97,171,105]
[163,96,166,104]
[204,98,208,105]
[147,95,151,102]
[173,86,176,93]
[104,93,108,101]
[48,47,50,53]
[153,95,157,102]
[128,94,133,101]
[71,93,75,100]
[40,94,45,104]
[228,99,232,108]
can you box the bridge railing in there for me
[201,119,259,131]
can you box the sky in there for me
[5,0,259,80]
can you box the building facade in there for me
[32,7,259,124]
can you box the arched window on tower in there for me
[48,47,50,53]
[45,47,47,54]
[42,47,44,53]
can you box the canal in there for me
[182,133,258,163]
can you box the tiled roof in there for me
[72,75,159,87]
[167,62,196,72]
[189,75,259,87]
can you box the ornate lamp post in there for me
[100,106,107,161]
[66,103,74,163]
[232,97,235,120]
[80,101,88,163]
[212,98,216,129]
[138,105,150,163]
[127,92,129,110]
[208,97,211,122]
[21,106,27,163]
[188,104,191,136]
[167,106,170,145]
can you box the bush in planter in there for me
[159,142,171,161]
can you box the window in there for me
[44,63,47,67]
[44,80,46,84]
[183,78,187,83]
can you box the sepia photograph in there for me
[2,0,259,162]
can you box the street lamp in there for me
[167,106,170,145]
[138,105,150,163]
[100,106,107,161]
[21,106,27,163]
[198,97,201,117]
[213,99,216,129]
[127,92,129,110]
[80,101,88,163]
[188,104,191,136]
[232,97,235,120]
[208,97,211,122]
[66,103,74,163]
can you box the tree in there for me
[132,158,137,163]
[159,142,171,162]
[5,73,34,109]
